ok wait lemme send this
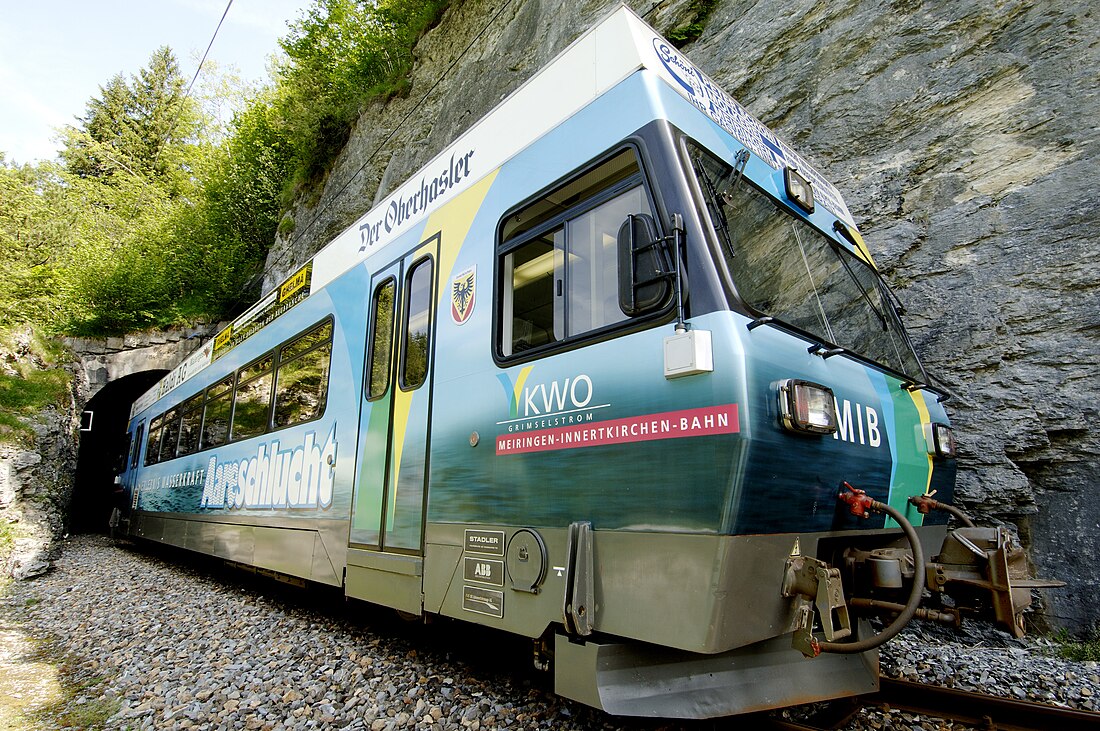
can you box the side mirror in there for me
[617,213,673,316]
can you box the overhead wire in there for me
[122,0,234,215]
[186,0,235,99]
[148,0,235,176]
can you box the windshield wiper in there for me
[830,219,908,320]
[693,149,748,259]
[827,241,890,330]
[829,221,932,385]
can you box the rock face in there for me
[263,0,707,290]
[0,325,218,580]
[267,0,1096,634]
[64,324,217,399]
[686,2,1100,634]
[0,331,81,580]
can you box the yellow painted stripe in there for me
[388,383,414,525]
[435,169,500,286]
[845,224,877,268]
[513,366,533,411]
[387,169,500,521]
[907,389,935,496]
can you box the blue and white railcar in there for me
[117,6,970,718]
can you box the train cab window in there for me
[368,279,396,400]
[688,142,925,381]
[201,376,234,449]
[176,393,204,457]
[401,259,433,389]
[273,321,333,428]
[231,353,274,440]
[499,148,655,357]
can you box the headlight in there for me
[778,379,837,435]
[925,423,957,458]
[784,167,814,213]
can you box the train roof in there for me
[131,3,854,419]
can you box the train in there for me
[112,5,1046,719]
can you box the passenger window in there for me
[499,148,654,358]
[231,354,274,440]
[176,394,204,457]
[504,230,563,351]
[131,423,144,469]
[566,186,647,335]
[159,408,182,461]
[201,376,234,449]
[368,279,396,400]
[273,321,332,428]
[402,259,433,389]
[145,416,162,466]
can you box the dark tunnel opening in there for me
[71,370,167,533]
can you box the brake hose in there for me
[817,485,926,654]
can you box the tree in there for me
[61,46,200,187]
[2,2,453,338]
[203,93,295,256]
[274,0,450,186]
[0,158,69,327]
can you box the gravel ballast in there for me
[2,535,1097,730]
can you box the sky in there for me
[0,0,310,165]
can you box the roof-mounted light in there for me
[784,167,814,214]
[778,379,836,435]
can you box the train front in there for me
[536,128,967,716]
[550,107,1053,712]
[427,23,1047,716]
[694,138,958,654]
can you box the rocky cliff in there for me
[0,330,81,580]
[266,0,1099,633]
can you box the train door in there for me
[349,235,439,561]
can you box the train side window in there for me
[159,407,182,461]
[499,147,655,358]
[131,423,144,469]
[367,279,396,400]
[231,353,274,440]
[201,376,234,449]
[503,231,564,351]
[401,259,434,390]
[145,415,163,466]
[273,321,333,428]
[176,393,205,457]
[566,186,649,335]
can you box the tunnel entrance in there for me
[71,370,167,533]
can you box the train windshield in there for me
[690,144,926,382]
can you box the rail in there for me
[754,677,1100,731]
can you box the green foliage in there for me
[38,673,119,730]
[61,46,201,188]
[0,329,71,444]
[1054,628,1100,662]
[275,0,450,189]
[203,93,296,256]
[0,161,70,327]
[667,0,720,48]
[2,49,277,336]
[0,2,450,338]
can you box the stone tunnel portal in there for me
[71,370,167,533]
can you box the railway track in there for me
[758,677,1100,731]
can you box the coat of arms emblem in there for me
[451,265,476,325]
